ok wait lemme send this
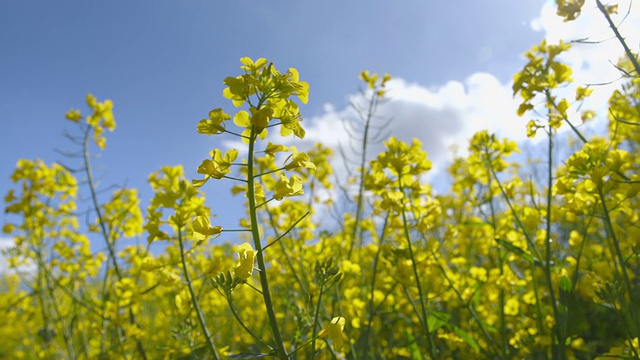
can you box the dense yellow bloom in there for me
[4,12,640,357]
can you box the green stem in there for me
[256,167,286,178]
[347,90,379,259]
[263,213,308,290]
[288,338,316,356]
[226,294,272,350]
[487,161,543,263]
[223,175,248,183]
[484,150,549,358]
[177,228,220,360]
[262,210,310,251]
[310,280,326,360]
[82,125,148,360]
[433,255,502,358]
[246,126,288,359]
[543,128,565,360]
[484,184,509,357]
[36,250,76,359]
[596,0,640,76]
[256,197,275,209]
[360,211,391,356]
[597,185,639,337]
[398,177,437,359]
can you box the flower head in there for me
[318,316,346,351]
[233,242,257,280]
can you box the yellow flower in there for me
[284,147,316,171]
[233,243,257,280]
[191,215,222,241]
[193,149,238,187]
[318,316,346,351]
[197,108,231,135]
[556,0,585,22]
[273,173,303,200]
[65,108,82,122]
[504,297,520,316]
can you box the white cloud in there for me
[291,1,640,195]
[0,237,15,274]
[217,1,639,204]
[531,0,640,111]
[0,236,36,276]
[297,73,526,190]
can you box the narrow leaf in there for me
[494,238,536,264]
[454,327,480,351]
[427,311,450,332]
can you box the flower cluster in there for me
[2,5,640,358]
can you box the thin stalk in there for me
[263,210,310,251]
[263,207,308,292]
[347,90,379,259]
[543,128,565,359]
[541,89,588,146]
[256,197,275,209]
[487,163,543,264]
[24,203,54,355]
[433,256,502,358]
[81,125,148,360]
[310,280,326,360]
[398,177,437,359]
[246,126,288,359]
[360,211,391,356]
[223,175,248,183]
[488,190,509,358]
[35,260,53,352]
[226,295,271,350]
[38,251,77,359]
[531,265,548,355]
[333,276,358,359]
[596,0,640,76]
[256,167,286,178]
[570,218,592,287]
[484,151,551,358]
[288,337,316,357]
[403,286,429,357]
[597,185,639,336]
[27,193,77,358]
[99,261,111,355]
[177,228,220,360]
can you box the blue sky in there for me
[2,0,639,267]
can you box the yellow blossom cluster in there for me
[2,4,640,358]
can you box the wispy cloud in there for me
[0,237,15,275]
[296,72,524,189]
[291,0,640,191]
[532,0,640,111]
[0,237,36,276]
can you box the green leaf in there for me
[427,311,450,332]
[494,238,536,264]
[454,327,480,351]
[559,276,572,292]
[558,276,574,341]
[405,330,424,360]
